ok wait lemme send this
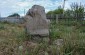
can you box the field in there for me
[50,19,85,55]
[0,22,25,55]
[0,20,85,55]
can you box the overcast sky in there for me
[0,0,85,17]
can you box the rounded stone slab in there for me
[24,5,50,36]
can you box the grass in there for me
[0,22,25,55]
[0,19,85,55]
[49,19,85,55]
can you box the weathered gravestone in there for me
[24,5,49,36]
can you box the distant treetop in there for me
[8,13,20,17]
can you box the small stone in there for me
[19,45,23,50]
[53,39,63,45]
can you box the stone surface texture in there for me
[24,5,49,36]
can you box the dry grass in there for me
[50,20,85,55]
[0,20,85,55]
[0,22,25,55]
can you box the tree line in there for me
[46,2,85,20]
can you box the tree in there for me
[8,13,20,17]
[70,3,85,20]
[47,6,63,15]
[46,11,54,15]
[64,9,73,19]
[46,6,64,19]
[53,6,63,14]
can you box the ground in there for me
[0,20,85,55]
[0,22,25,55]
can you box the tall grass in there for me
[50,19,85,55]
[0,20,85,55]
[0,22,25,55]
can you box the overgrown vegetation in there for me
[49,19,85,55]
[1,18,85,55]
[0,2,85,54]
[0,22,25,55]
[47,2,85,20]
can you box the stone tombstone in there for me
[24,5,49,36]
